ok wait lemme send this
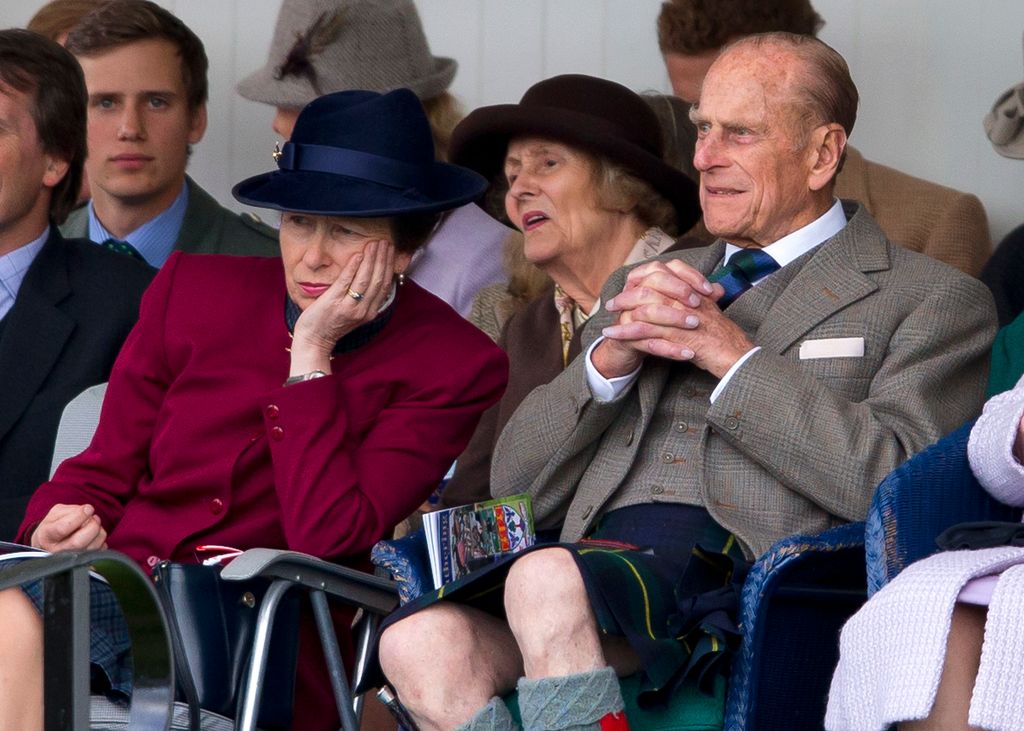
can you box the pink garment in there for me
[958,574,999,605]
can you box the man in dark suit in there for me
[58,0,278,265]
[0,29,154,540]
[378,34,996,731]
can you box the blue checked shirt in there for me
[88,179,189,267]
[0,226,49,321]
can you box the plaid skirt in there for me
[372,503,749,707]
[1,558,133,699]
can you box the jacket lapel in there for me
[0,231,75,442]
[756,203,888,354]
[174,177,221,253]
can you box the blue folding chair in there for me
[374,521,867,731]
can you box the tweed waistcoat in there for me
[597,247,815,523]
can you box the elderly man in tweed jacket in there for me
[378,33,995,731]
[491,34,996,560]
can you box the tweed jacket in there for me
[441,283,582,508]
[60,176,279,258]
[835,147,991,276]
[445,236,703,508]
[492,202,996,558]
[0,229,153,539]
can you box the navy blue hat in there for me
[233,89,488,217]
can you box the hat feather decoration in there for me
[273,10,345,96]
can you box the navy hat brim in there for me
[232,161,488,218]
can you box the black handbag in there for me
[151,561,300,730]
[936,521,1024,551]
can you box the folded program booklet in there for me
[0,540,109,583]
[423,494,535,589]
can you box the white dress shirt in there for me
[586,199,848,402]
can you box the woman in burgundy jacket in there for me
[1,89,507,731]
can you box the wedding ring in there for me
[347,288,364,301]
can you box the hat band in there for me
[278,142,428,190]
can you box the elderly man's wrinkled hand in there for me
[600,259,754,379]
[30,503,108,552]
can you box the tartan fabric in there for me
[574,505,748,705]
[707,248,780,308]
[11,559,133,698]
[369,504,748,705]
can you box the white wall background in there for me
[2,0,1023,247]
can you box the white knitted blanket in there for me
[825,546,1024,730]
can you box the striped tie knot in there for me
[708,248,780,308]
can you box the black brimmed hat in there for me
[449,74,700,230]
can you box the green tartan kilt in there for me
[377,503,749,707]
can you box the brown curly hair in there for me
[657,0,824,55]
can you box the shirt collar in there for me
[722,198,846,267]
[0,225,49,319]
[88,179,189,267]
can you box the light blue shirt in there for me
[0,226,49,321]
[88,180,189,267]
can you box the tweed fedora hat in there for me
[237,0,456,108]
[449,74,701,232]
[984,33,1024,159]
[233,89,486,217]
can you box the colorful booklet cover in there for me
[423,494,535,589]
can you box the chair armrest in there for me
[220,548,399,616]
[865,420,1023,594]
[0,550,175,731]
[725,523,866,731]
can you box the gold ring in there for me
[347,289,364,301]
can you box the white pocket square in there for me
[799,337,864,360]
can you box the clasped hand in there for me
[593,259,754,380]
[30,503,107,552]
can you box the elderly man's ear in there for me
[807,123,848,192]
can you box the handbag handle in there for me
[152,561,202,731]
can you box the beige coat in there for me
[834,147,990,276]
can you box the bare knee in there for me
[379,603,475,677]
[0,588,44,731]
[0,588,42,652]
[505,548,602,677]
[379,604,521,731]
[504,548,587,624]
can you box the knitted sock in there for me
[455,696,520,731]
[517,667,626,731]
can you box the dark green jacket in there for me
[60,176,278,258]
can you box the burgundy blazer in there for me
[19,252,507,729]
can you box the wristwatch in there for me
[283,370,328,386]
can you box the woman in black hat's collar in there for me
[15,89,507,731]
